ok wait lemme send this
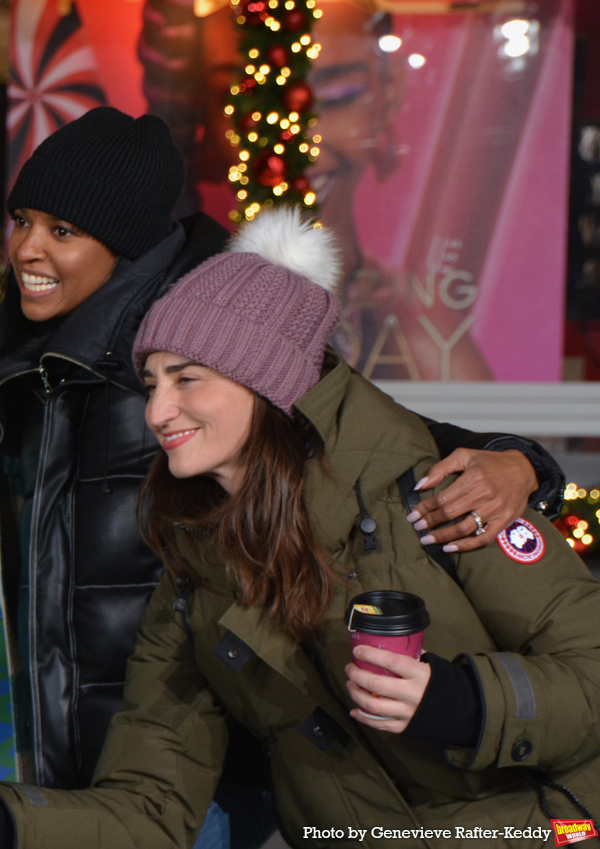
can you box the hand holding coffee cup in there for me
[344,591,431,730]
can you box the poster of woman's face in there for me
[9,0,573,382]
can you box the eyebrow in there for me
[310,62,369,84]
[141,360,202,379]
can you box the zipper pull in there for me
[97,351,120,371]
[39,366,52,395]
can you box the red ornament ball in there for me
[282,80,314,113]
[240,0,267,25]
[282,9,306,32]
[253,150,287,186]
[240,76,257,96]
[265,44,289,68]
[238,112,259,133]
[290,176,310,194]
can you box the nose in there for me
[12,225,47,264]
[145,382,180,433]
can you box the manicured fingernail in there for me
[353,646,364,657]
[414,519,427,531]
[414,476,429,491]
[420,534,435,545]
[406,510,421,523]
[443,544,459,553]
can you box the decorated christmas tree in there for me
[225,0,322,221]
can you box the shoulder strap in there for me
[397,467,462,588]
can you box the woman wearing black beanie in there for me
[0,106,564,849]
[0,105,259,848]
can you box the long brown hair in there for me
[138,394,339,642]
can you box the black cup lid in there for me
[345,591,430,636]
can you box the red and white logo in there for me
[497,518,545,563]
[551,819,599,846]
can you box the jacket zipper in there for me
[28,392,55,785]
[38,366,52,395]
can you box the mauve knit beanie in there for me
[133,207,342,415]
[7,106,185,260]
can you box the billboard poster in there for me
[8,0,574,381]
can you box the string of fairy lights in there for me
[556,484,600,554]
[225,0,322,221]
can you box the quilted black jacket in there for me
[0,213,230,788]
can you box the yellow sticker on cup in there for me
[353,604,383,615]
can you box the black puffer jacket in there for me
[0,213,230,789]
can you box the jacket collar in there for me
[293,353,436,557]
[0,223,186,391]
[295,352,436,477]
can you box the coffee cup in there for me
[345,591,430,719]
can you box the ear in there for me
[374,53,407,182]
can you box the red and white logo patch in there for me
[551,819,599,845]
[497,518,545,563]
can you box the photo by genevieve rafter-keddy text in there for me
[301,826,556,843]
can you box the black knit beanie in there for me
[7,107,185,260]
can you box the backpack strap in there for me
[397,467,462,588]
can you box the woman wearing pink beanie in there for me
[0,207,597,847]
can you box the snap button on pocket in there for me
[213,631,255,673]
[511,740,532,761]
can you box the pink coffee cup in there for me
[345,591,430,719]
[349,629,426,674]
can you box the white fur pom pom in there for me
[227,206,342,294]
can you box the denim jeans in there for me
[193,787,276,849]
[194,801,230,849]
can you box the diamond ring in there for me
[471,511,486,536]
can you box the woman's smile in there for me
[21,271,60,293]
[161,428,200,449]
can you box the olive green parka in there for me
[1,356,599,848]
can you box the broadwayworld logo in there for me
[551,820,599,846]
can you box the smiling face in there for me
[143,352,255,494]
[8,208,117,322]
